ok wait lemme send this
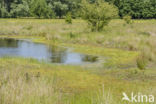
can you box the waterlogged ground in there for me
[0,19,156,104]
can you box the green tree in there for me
[10,0,30,18]
[0,5,10,18]
[119,0,156,19]
[81,0,118,31]
[30,0,53,18]
[0,0,155,19]
[53,1,68,18]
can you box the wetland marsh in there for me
[0,19,155,104]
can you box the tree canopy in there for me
[0,0,155,19]
[81,0,118,31]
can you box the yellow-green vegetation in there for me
[0,57,155,104]
[0,19,156,104]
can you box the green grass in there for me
[0,19,156,104]
[61,43,139,68]
[0,57,155,104]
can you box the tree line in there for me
[0,0,155,19]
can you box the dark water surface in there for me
[0,38,98,64]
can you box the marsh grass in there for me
[0,68,63,104]
[0,19,156,104]
[0,58,117,104]
[0,57,155,104]
[0,19,156,52]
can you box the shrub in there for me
[136,53,148,70]
[65,12,72,24]
[69,32,76,38]
[123,15,132,24]
[81,0,118,31]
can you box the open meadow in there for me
[0,19,156,104]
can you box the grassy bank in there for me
[0,57,155,104]
[0,19,156,104]
[0,19,156,49]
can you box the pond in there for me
[0,38,98,65]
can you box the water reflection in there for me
[0,38,18,47]
[0,38,98,64]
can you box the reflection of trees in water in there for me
[0,39,18,48]
[48,45,98,63]
[82,55,98,62]
[49,45,67,63]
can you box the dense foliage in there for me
[0,0,81,18]
[0,0,155,19]
[118,0,156,19]
[81,0,118,31]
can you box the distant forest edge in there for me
[0,0,155,19]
